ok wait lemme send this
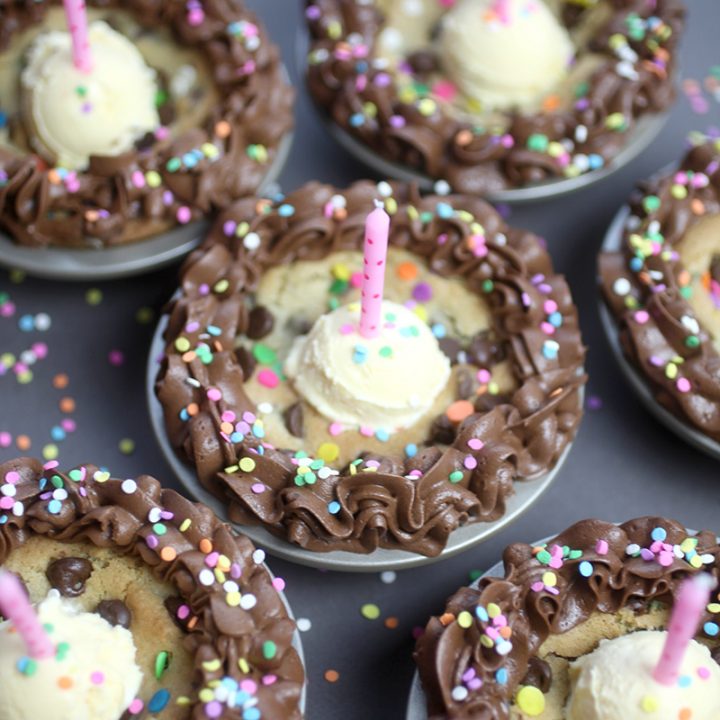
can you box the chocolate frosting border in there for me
[304,0,684,195]
[154,180,587,557]
[0,0,294,248]
[0,456,305,720]
[414,515,720,719]
[599,139,720,441]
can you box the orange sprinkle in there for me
[47,169,61,185]
[334,207,348,221]
[702,271,711,291]
[53,373,69,389]
[182,351,197,363]
[215,121,232,139]
[679,709,692,720]
[446,400,474,424]
[324,669,340,683]
[439,612,456,626]
[455,129,473,147]
[59,397,75,414]
[384,617,399,629]
[187,616,198,630]
[255,199,272,214]
[396,261,419,281]
[678,269,691,286]
[160,546,177,562]
[550,387,563,398]
[187,403,200,417]
[541,94,561,112]
[199,538,213,554]
[16,435,31,451]
[691,198,706,215]
[220,421,234,434]
[499,626,513,639]
[57,676,73,690]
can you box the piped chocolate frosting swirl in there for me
[0,456,305,720]
[0,0,294,248]
[415,516,720,719]
[304,0,684,194]
[599,139,720,441]
[155,180,586,556]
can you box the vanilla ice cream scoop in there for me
[285,300,451,430]
[0,592,142,720]
[22,21,160,170]
[438,0,574,112]
[566,630,720,720]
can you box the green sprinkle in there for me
[482,279,494,293]
[448,470,464,483]
[527,134,549,152]
[51,474,65,488]
[685,335,700,349]
[262,640,277,659]
[361,603,381,620]
[155,651,171,679]
[329,279,349,295]
[166,157,182,173]
[155,90,168,107]
[642,195,661,213]
[379,346,393,358]
[253,344,277,365]
[56,642,70,661]
[119,438,135,455]
[153,523,167,536]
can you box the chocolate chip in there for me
[439,337,463,364]
[95,599,131,629]
[467,331,506,366]
[711,254,720,284]
[247,306,275,340]
[456,368,474,399]
[283,402,305,438]
[46,557,93,598]
[135,131,157,153]
[521,657,552,693]
[235,346,257,381]
[430,414,456,445]
[407,50,438,75]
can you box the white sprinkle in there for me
[296,618,312,632]
[613,278,631,296]
[257,402,273,414]
[451,686,468,702]
[496,640,513,656]
[494,232,507,246]
[380,571,397,584]
[52,489,68,501]
[34,313,51,331]
[148,507,162,523]
[12,501,23,517]
[377,181,393,197]
[240,594,257,610]
[680,315,699,334]
[575,125,588,143]
[223,581,239,593]
[198,569,215,586]
[19,351,37,366]
[434,179,451,196]
[573,154,590,173]
[317,466,334,480]
[252,549,266,565]
[170,64,198,98]
[121,479,137,494]
[0,484,16,497]
[243,232,261,250]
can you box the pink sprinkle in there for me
[61,419,76,432]
[340,323,355,335]
[658,551,674,567]
[329,422,344,436]
[596,539,609,555]
[0,497,14,510]
[32,342,48,359]
[177,206,192,224]
[155,126,170,141]
[108,350,124,366]
[131,171,145,189]
[128,699,144,714]
[467,438,484,451]
[350,272,363,288]
[698,666,711,680]
[432,79,457,101]
[541,322,555,335]
[262,674,278,686]
[205,551,219,568]
[188,7,205,26]
[177,605,190,620]
[240,679,258,694]
[549,557,564,569]
[0,433,11,449]
[437,233,448,245]
[5,471,20,485]
[221,411,236,422]
[359,425,374,437]
[257,369,279,388]
[531,581,545,592]
[207,387,222,402]
[242,411,256,423]
[543,300,558,314]
[43,461,59,470]
[476,369,491,384]
[272,577,286,592]
[251,483,265,494]
[90,671,105,685]
[634,310,650,324]
[463,455,477,470]
[676,377,691,393]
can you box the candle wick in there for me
[373,199,384,210]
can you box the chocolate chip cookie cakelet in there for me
[411,516,720,719]
[153,180,586,565]
[0,0,293,252]
[304,0,683,198]
[599,136,720,454]
[0,457,305,719]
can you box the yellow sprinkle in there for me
[690,555,703,569]
[176,697,192,706]
[179,519,192,532]
[175,337,191,352]
[214,569,226,584]
[542,571,557,588]
[239,457,256,473]
[384,198,398,215]
[198,689,214,702]
[487,603,501,618]
[412,306,428,322]
[707,603,720,614]
[202,659,222,672]
[641,694,659,712]
[226,591,241,607]
[238,658,250,674]
[146,171,162,188]
[332,263,350,281]
[234,221,250,238]
[516,686,545,716]
[217,554,231,572]
[318,442,340,463]
[457,611,473,628]
[548,141,564,158]
[480,635,494,648]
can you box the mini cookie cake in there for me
[0,456,305,719]
[414,516,720,719]
[155,180,586,557]
[0,0,294,248]
[304,0,684,194]
[599,138,720,442]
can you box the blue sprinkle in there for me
[579,561,593,578]
[236,690,251,705]
[0,515,7,525]
[629,257,643,271]
[278,204,295,217]
[542,340,559,360]
[495,668,508,684]
[39,478,47,491]
[405,443,418,458]
[50,426,66,441]
[677,675,692,688]
[375,428,390,442]
[548,312,563,328]
[191,148,204,161]
[651,527,667,542]
[704,622,719,637]
[18,315,34,332]
[148,689,171,713]
[355,61,369,74]
[230,432,244,443]
[251,422,265,438]
[328,501,341,515]
[182,152,198,168]
[431,323,447,339]
[207,325,222,336]
[16,657,29,673]
[221,677,239,691]
[475,606,489,622]
[47,499,62,515]
[257,445,265,456]
[244,709,261,720]
[0,112,6,128]
[349,113,365,127]
[352,352,367,364]
[588,154,604,170]
[179,408,189,421]
[436,202,454,219]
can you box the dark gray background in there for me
[1,1,719,717]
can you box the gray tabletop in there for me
[1,1,719,718]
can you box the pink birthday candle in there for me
[0,571,54,659]
[653,573,715,685]
[359,202,390,338]
[63,0,93,74]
